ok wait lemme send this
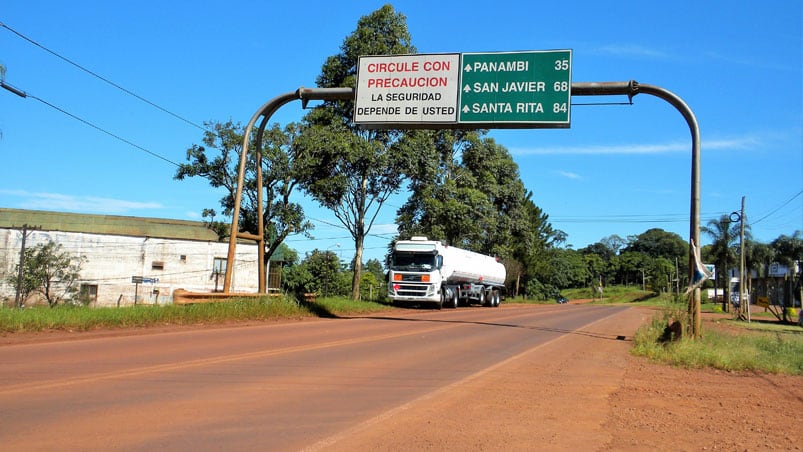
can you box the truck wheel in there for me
[478,289,487,306]
[448,289,458,309]
[492,290,501,307]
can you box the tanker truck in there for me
[387,237,506,309]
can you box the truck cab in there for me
[388,239,445,307]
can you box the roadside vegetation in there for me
[0,296,392,334]
[631,300,803,375]
[511,285,803,376]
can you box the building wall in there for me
[0,228,261,307]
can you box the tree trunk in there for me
[351,233,365,301]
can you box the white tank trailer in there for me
[388,237,506,309]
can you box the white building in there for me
[0,208,273,307]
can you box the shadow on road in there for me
[341,310,633,342]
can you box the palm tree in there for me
[702,215,739,311]
[747,241,775,304]
[771,231,803,321]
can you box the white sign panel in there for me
[354,53,460,125]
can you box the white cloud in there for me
[596,44,670,59]
[556,170,582,180]
[704,51,798,72]
[510,136,763,156]
[0,189,163,213]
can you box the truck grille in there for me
[393,283,431,297]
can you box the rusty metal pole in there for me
[572,81,702,338]
[223,87,354,293]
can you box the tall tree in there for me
[506,192,559,298]
[624,228,687,261]
[461,135,529,257]
[702,215,739,310]
[600,234,627,256]
[771,231,803,320]
[748,241,775,304]
[395,129,479,245]
[624,228,688,288]
[175,120,313,265]
[296,5,415,300]
[396,131,528,255]
[771,231,803,269]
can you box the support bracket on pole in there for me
[223,88,354,293]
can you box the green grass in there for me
[506,286,673,305]
[0,295,395,333]
[632,305,803,375]
[562,286,675,306]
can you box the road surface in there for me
[0,304,642,450]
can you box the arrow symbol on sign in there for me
[463,64,472,72]
[463,84,471,93]
[462,105,470,113]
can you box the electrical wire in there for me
[1,80,181,166]
[751,189,803,226]
[28,93,181,167]
[0,21,208,132]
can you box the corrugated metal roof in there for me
[0,208,221,242]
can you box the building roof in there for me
[0,208,221,242]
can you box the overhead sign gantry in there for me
[354,50,572,129]
[223,50,703,338]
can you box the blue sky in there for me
[1,1,801,264]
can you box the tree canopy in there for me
[175,120,312,263]
[295,4,415,300]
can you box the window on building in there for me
[212,258,227,292]
[213,258,227,275]
[152,261,165,271]
[79,284,98,305]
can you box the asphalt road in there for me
[0,303,631,450]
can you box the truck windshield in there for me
[391,252,437,271]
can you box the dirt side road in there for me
[315,307,802,451]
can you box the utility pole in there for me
[739,196,749,322]
[14,224,39,308]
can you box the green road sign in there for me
[458,50,571,128]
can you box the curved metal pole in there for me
[224,82,702,337]
[223,87,354,293]
[573,81,702,338]
[638,83,702,339]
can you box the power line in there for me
[751,189,803,226]
[2,80,180,166]
[0,21,208,132]
[549,211,732,225]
